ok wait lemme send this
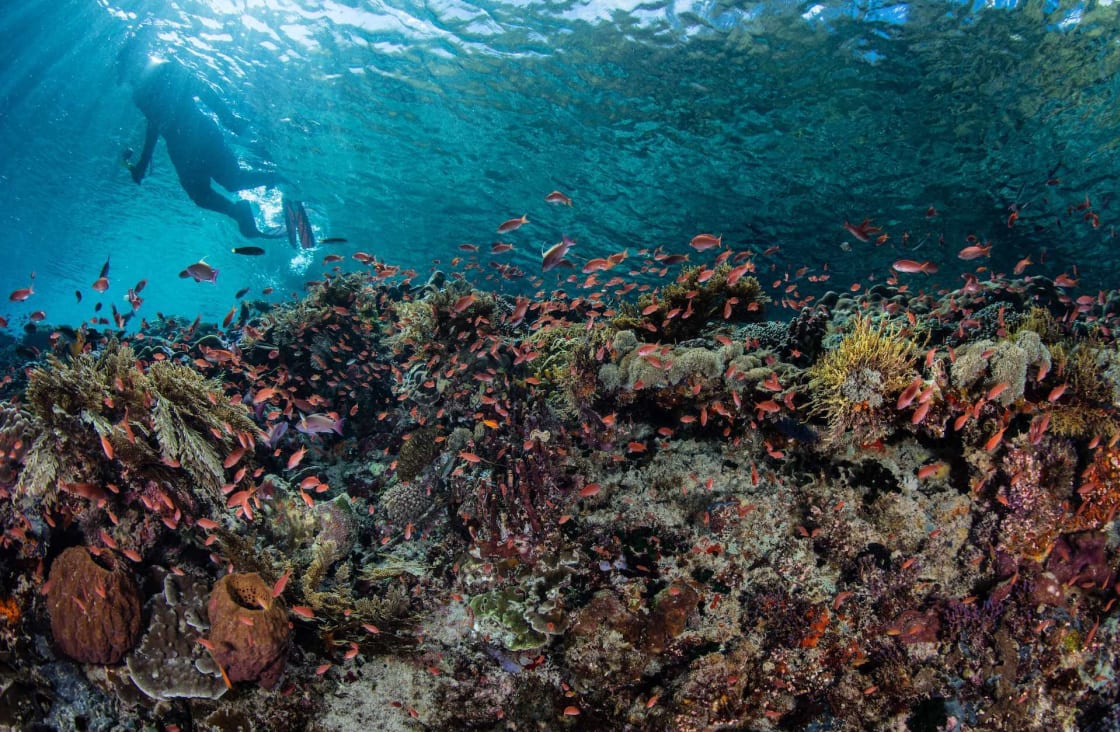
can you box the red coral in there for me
[206,573,290,688]
[46,546,142,664]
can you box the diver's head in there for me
[115,23,161,85]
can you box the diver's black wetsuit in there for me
[125,56,281,238]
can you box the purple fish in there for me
[266,420,289,448]
[179,259,219,283]
[296,413,344,436]
[541,235,575,272]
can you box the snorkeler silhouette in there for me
[116,29,286,239]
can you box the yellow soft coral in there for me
[807,316,916,445]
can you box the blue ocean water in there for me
[1,0,1118,328]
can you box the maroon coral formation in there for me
[46,546,142,664]
[206,573,290,688]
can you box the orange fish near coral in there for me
[892,259,938,275]
[957,244,991,260]
[689,234,722,251]
[544,191,572,206]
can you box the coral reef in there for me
[951,330,1050,406]
[628,263,767,342]
[6,243,1120,732]
[46,546,142,665]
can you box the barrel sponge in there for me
[206,573,289,688]
[47,546,142,664]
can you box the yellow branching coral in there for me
[807,316,917,445]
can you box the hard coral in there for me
[47,546,142,664]
[951,331,1050,406]
[127,572,228,701]
[808,317,916,445]
[207,573,290,688]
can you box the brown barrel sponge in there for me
[47,546,143,664]
[206,573,290,689]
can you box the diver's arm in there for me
[130,120,158,184]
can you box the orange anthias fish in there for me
[689,234,722,251]
[497,214,529,234]
[545,191,572,206]
[892,259,939,275]
[8,286,33,302]
[957,244,991,260]
[842,218,881,243]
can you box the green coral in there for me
[807,316,917,445]
[18,341,257,511]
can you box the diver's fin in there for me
[282,198,316,250]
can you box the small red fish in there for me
[286,446,307,470]
[689,233,722,251]
[984,426,1007,452]
[544,191,572,206]
[957,244,991,260]
[497,214,529,234]
[9,286,33,302]
[910,401,931,425]
[92,256,111,292]
[1012,256,1032,275]
[892,259,938,275]
[917,462,944,480]
[272,568,292,598]
[1054,273,1078,287]
[896,378,923,410]
[986,381,1010,401]
[842,218,881,242]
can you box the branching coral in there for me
[807,317,916,445]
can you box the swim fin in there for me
[282,198,317,250]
